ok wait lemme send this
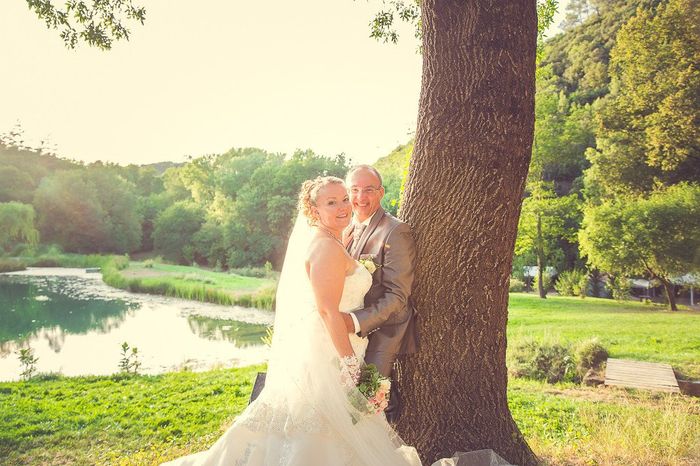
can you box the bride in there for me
[161,176,423,466]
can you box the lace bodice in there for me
[339,263,373,314]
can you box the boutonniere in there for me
[358,254,380,274]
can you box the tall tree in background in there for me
[153,201,205,264]
[579,0,700,308]
[516,182,581,298]
[529,67,595,193]
[0,202,39,251]
[580,184,700,311]
[561,0,592,30]
[84,165,143,253]
[396,1,538,464]
[584,0,700,199]
[542,0,658,106]
[33,168,142,254]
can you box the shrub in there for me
[111,255,129,270]
[229,266,269,278]
[7,242,34,257]
[30,372,63,382]
[118,342,142,375]
[555,269,589,297]
[0,258,26,273]
[609,276,631,301]
[29,256,61,267]
[509,278,526,292]
[535,270,554,294]
[509,338,578,383]
[17,347,39,380]
[575,338,609,376]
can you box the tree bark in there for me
[396,1,538,465]
[660,277,678,311]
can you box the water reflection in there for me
[187,315,269,347]
[0,268,273,381]
[0,275,137,355]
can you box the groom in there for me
[342,165,417,424]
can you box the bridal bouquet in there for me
[355,363,391,415]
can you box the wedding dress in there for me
[161,216,422,466]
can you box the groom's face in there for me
[347,168,384,223]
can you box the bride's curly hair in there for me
[298,176,345,224]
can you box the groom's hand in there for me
[341,313,355,333]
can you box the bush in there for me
[609,276,631,301]
[111,255,129,270]
[229,266,277,279]
[29,372,63,382]
[509,278,526,292]
[575,338,609,376]
[142,256,163,269]
[7,242,35,257]
[555,269,589,297]
[28,255,62,267]
[19,248,124,270]
[0,258,26,273]
[509,338,578,383]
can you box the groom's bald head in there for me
[346,165,383,187]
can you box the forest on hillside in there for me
[0,135,347,268]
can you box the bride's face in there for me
[313,183,352,231]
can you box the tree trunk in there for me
[536,215,547,299]
[660,277,678,311]
[537,253,547,299]
[396,1,537,465]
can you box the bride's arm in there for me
[307,238,355,362]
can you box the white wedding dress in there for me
[162,233,423,466]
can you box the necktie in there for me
[351,224,367,256]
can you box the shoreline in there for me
[2,254,278,310]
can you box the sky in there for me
[0,1,568,167]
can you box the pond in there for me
[0,268,273,382]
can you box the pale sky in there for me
[0,1,568,167]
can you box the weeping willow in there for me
[0,202,39,250]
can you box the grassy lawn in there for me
[122,262,272,294]
[1,369,697,466]
[508,379,699,465]
[102,261,277,310]
[508,293,700,379]
[0,366,263,466]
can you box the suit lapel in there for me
[352,208,385,259]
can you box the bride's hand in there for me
[340,355,361,388]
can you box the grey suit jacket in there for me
[346,208,418,363]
